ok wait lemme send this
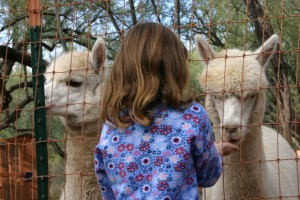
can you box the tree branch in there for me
[193,11,225,48]
[41,42,57,52]
[175,0,181,35]
[50,142,65,158]
[0,15,27,33]
[0,96,34,131]
[53,0,69,52]
[0,46,49,67]
[8,81,33,93]
[129,0,137,25]
[150,0,161,23]
[245,0,293,143]
[95,2,123,39]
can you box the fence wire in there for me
[0,0,299,199]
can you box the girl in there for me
[94,22,238,200]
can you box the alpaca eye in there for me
[68,80,83,87]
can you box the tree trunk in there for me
[244,0,292,144]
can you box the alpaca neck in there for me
[64,120,102,171]
[66,119,102,137]
[64,131,96,173]
[62,127,100,199]
[221,125,265,198]
[225,125,265,162]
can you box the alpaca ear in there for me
[194,34,217,65]
[91,37,106,72]
[254,34,279,71]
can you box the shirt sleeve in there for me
[193,110,222,188]
[94,145,115,200]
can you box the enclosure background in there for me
[0,0,299,199]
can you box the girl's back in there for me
[95,102,222,200]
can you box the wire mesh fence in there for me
[0,0,299,199]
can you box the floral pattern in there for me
[94,102,222,200]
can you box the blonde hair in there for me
[101,22,191,128]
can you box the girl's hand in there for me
[214,141,239,156]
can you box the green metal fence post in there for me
[28,1,49,199]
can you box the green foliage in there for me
[1,65,33,137]
[188,50,204,101]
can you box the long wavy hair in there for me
[100,22,191,128]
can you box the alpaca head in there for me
[195,34,278,144]
[44,38,107,127]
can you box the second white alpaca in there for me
[195,34,299,199]
[45,38,108,200]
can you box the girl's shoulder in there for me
[152,101,207,118]
[181,101,210,123]
[184,101,207,114]
[100,122,119,138]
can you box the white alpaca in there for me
[195,34,299,199]
[44,38,107,200]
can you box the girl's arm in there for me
[193,111,239,187]
[193,126,222,188]
[94,146,115,200]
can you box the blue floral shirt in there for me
[94,101,222,200]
